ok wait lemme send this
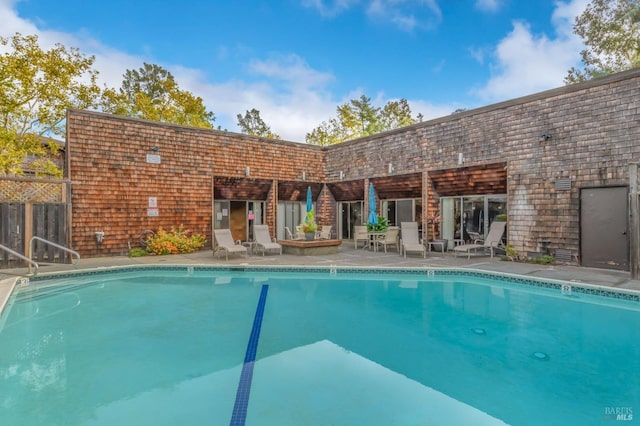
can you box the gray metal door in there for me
[580,186,628,270]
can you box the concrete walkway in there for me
[3,242,639,293]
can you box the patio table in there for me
[427,240,446,257]
[367,231,387,252]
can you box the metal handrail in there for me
[28,236,80,274]
[0,243,39,276]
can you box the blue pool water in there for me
[0,267,639,425]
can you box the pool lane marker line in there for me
[230,284,269,426]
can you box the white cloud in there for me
[301,0,441,31]
[471,0,589,102]
[474,0,501,13]
[170,56,339,142]
[301,0,360,17]
[248,54,335,90]
[195,79,339,142]
[367,0,442,31]
[468,46,486,64]
[551,0,591,38]
[0,0,36,37]
[408,99,458,121]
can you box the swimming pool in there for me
[1,266,638,425]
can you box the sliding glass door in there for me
[440,194,506,249]
[338,201,364,239]
[277,201,305,240]
[382,199,422,226]
[214,200,265,242]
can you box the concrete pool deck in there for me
[2,242,639,294]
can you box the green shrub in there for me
[527,255,555,265]
[129,247,149,257]
[145,226,207,255]
[367,215,388,232]
[500,243,519,261]
[505,244,517,257]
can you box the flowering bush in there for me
[301,209,318,233]
[145,226,206,255]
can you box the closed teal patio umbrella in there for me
[367,183,378,226]
[306,186,313,213]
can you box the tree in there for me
[0,33,101,176]
[566,0,640,83]
[338,95,382,138]
[236,108,280,139]
[102,63,215,128]
[305,96,420,145]
[380,99,422,129]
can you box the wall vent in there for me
[554,248,573,263]
[555,178,572,191]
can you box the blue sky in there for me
[1,0,590,141]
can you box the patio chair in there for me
[285,226,304,240]
[213,229,248,260]
[354,225,369,249]
[375,226,400,253]
[453,221,506,259]
[316,225,332,240]
[253,225,282,256]
[400,222,426,258]
[295,225,306,240]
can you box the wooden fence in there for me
[0,177,72,268]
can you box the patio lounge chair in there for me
[400,222,426,258]
[453,221,506,259]
[316,225,332,240]
[375,226,400,253]
[254,225,282,256]
[354,225,369,249]
[213,229,248,260]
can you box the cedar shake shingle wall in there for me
[68,110,324,256]
[325,68,640,254]
[68,68,640,258]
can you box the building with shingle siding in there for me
[64,68,640,271]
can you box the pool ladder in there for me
[0,237,81,276]
[28,237,80,275]
[0,243,39,276]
